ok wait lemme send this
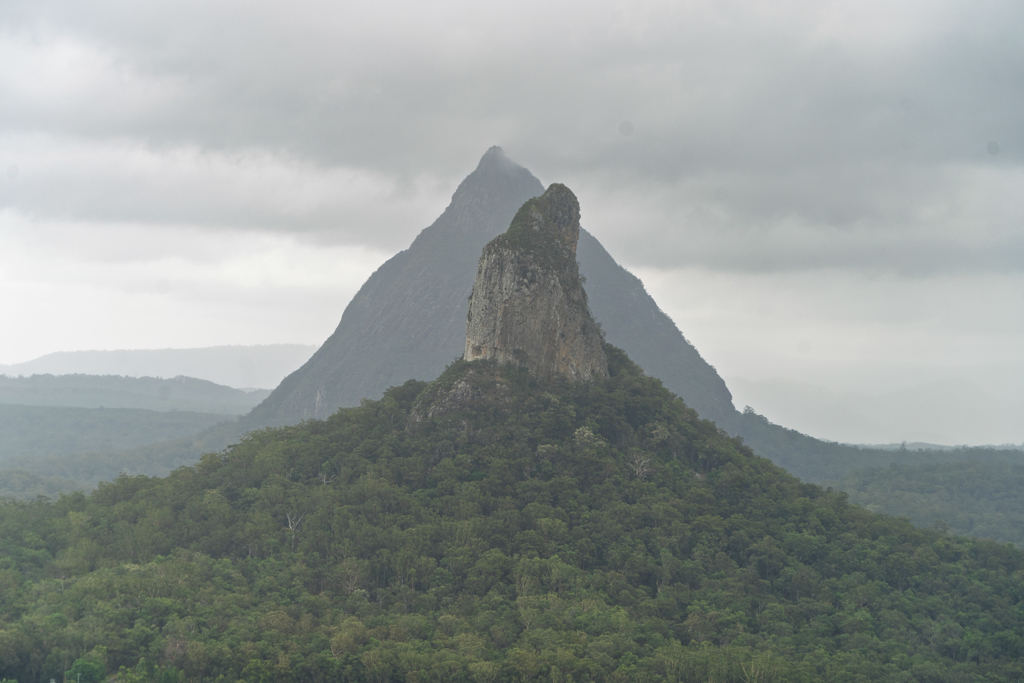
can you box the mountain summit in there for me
[249,147,734,425]
[465,184,608,381]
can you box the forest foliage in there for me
[0,405,243,500]
[0,349,1022,683]
[0,404,228,462]
[726,408,1023,483]
[835,460,1024,547]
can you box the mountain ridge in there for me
[249,147,734,426]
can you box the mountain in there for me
[2,186,1022,681]
[0,344,317,389]
[250,147,734,426]
[1,350,1022,682]
[245,147,1013,488]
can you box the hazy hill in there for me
[0,375,258,499]
[0,344,317,389]
[249,147,735,427]
[728,375,1024,446]
[0,404,234,499]
[1,350,1022,682]
[0,374,269,414]
[0,404,229,463]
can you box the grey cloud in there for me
[1,0,1022,272]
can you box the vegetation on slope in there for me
[0,374,269,414]
[0,415,244,500]
[0,349,1022,682]
[0,404,229,463]
[727,408,1023,482]
[835,460,1024,547]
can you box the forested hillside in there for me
[0,418,244,500]
[0,374,269,414]
[0,404,231,499]
[0,375,261,500]
[835,460,1024,546]
[0,404,228,462]
[0,348,1021,683]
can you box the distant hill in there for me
[0,374,269,414]
[727,375,1024,445]
[0,404,235,499]
[0,404,229,463]
[0,343,317,389]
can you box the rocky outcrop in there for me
[464,184,608,381]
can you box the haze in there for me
[1,0,1021,445]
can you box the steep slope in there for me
[1,352,1023,682]
[465,184,608,381]
[250,147,733,425]
[576,230,735,423]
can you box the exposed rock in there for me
[407,366,512,427]
[464,184,608,382]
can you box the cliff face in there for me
[464,184,608,382]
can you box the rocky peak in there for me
[438,147,544,238]
[464,184,609,382]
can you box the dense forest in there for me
[835,460,1024,546]
[0,404,228,462]
[0,348,1021,683]
[0,397,247,500]
[0,374,269,414]
[726,408,1023,483]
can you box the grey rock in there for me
[464,184,608,382]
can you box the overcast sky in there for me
[1,0,1022,442]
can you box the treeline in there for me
[0,374,269,414]
[0,350,1021,682]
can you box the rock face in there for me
[464,184,608,381]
